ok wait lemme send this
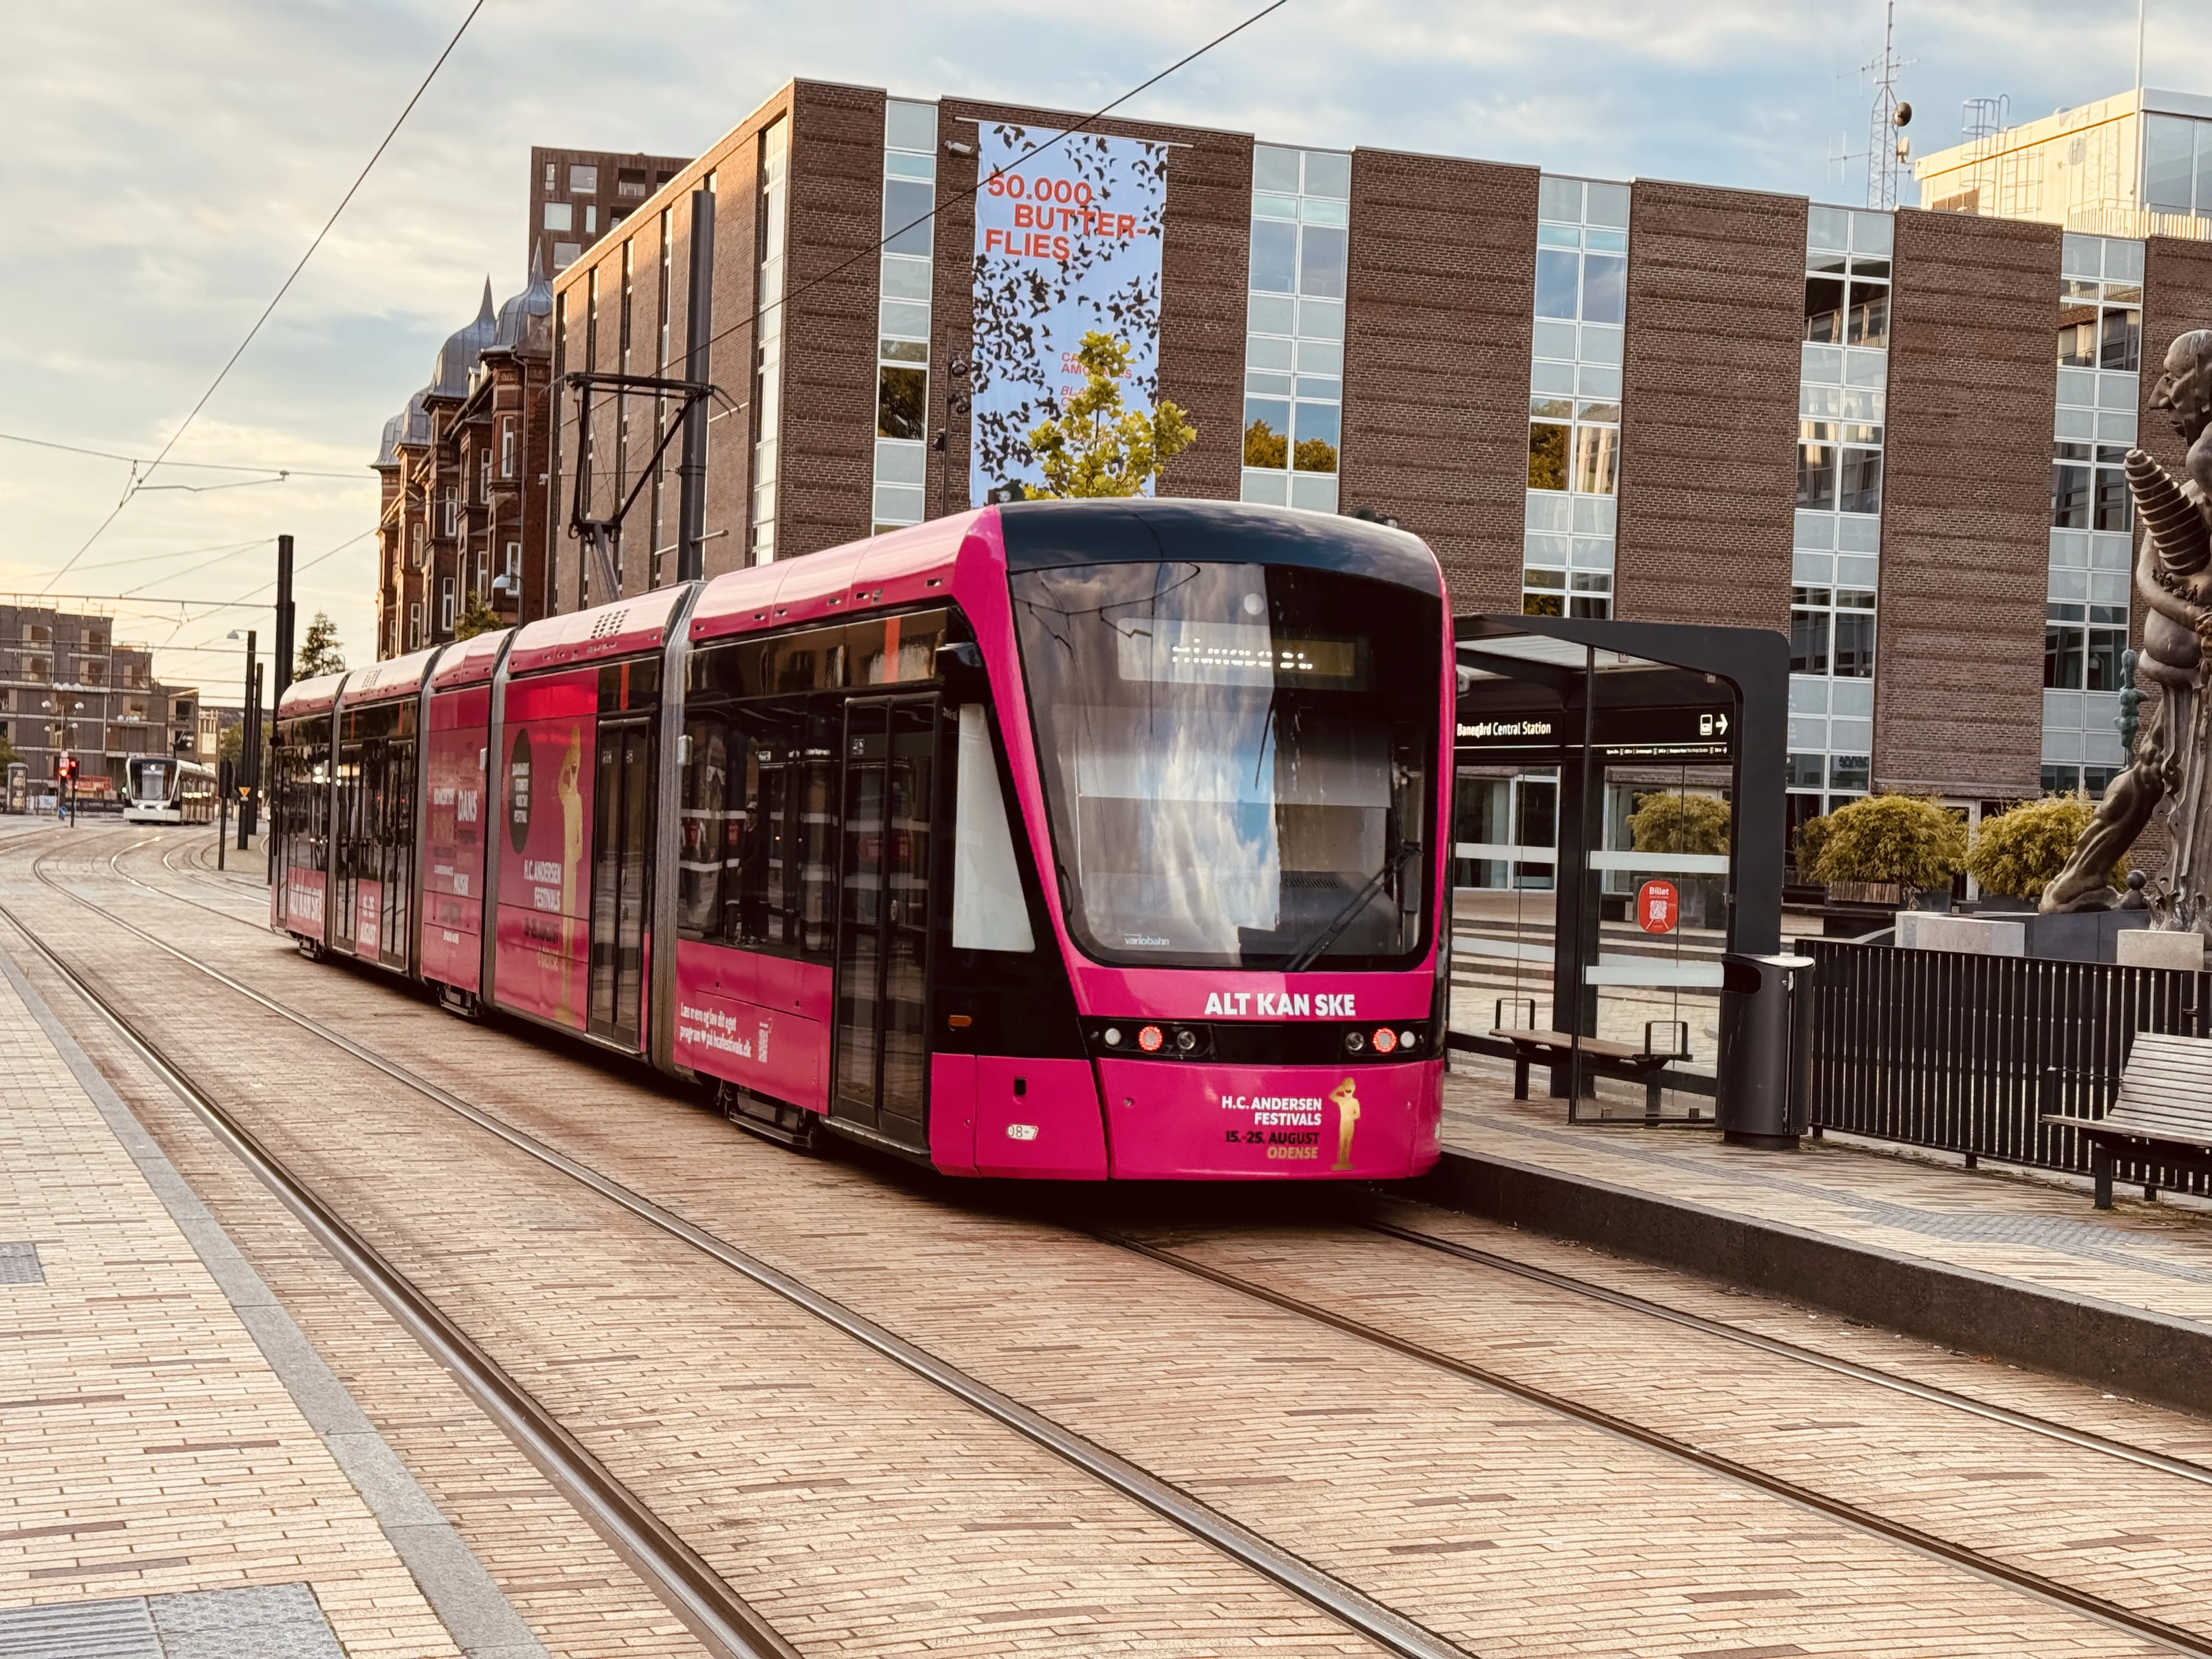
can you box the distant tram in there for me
[270,500,1454,1181]
[123,756,218,825]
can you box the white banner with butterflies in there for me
[969,123,1169,504]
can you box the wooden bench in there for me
[1488,1028,1687,1118]
[2044,1030,2212,1210]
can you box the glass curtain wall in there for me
[1523,177,1628,618]
[1787,206,1892,857]
[749,121,789,565]
[873,100,938,533]
[1240,145,1350,515]
[2042,233,2141,796]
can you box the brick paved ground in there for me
[25,825,2205,1655]
[6,831,1392,1658]
[0,852,461,1656]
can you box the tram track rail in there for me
[21,830,2212,1658]
[1357,1217,2212,1491]
[0,889,801,1659]
[1107,1232,2212,1659]
[5,838,1469,1659]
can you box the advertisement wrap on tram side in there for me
[494,672,595,1030]
[422,685,491,991]
[672,943,830,1114]
[285,866,326,940]
[354,878,383,957]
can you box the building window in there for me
[500,417,516,477]
[750,119,791,565]
[585,204,597,236]
[1519,175,1629,617]
[478,449,491,504]
[569,163,598,193]
[504,541,521,585]
[440,577,455,633]
[873,100,937,534]
[2144,114,2212,219]
[2041,234,2142,796]
[544,201,573,232]
[554,242,582,268]
[618,167,650,199]
[1789,205,1892,828]
[544,161,556,194]
[441,486,457,538]
[1238,144,1350,517]
[408,603,422,651]
[410,521,425,567]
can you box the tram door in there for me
[330,740,363,952]
[588,720,653,1047]
[832,696,936,1147]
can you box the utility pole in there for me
[675,186,716,583]
[238,630,257,849]
[273,534,296,706]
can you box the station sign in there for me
[1455,701,1735,763]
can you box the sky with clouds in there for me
[0,0,2188,699]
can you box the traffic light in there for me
[55,755,77,781]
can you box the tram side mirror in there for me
[935,641,988,702]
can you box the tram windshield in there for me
[127,757,171,804]
[1011,559,1438,970]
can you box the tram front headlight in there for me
[1102,1026,1124,1048]
[1344,1030,1367,1054]
[1173,1027,1198,1053]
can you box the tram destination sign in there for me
[1455,702,1735,763]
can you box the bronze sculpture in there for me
[2043,329,2212,926]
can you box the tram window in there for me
[599,657,662,713]
[678,718,729,935]
[952,704,1034,952]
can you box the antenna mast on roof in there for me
[1861,2,1915,210]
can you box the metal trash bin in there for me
[1716,952,1815,1148]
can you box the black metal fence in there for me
[1802,938,2211,1191]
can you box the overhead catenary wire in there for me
[0,432,362,480]
[38,0,488,595]
[690,0,1294,365]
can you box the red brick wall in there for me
[1614,180,1805,634]
[774,81,885,559]
[1874,208,2060,797]
[1341,150,1536,614]
[933,99,1251,514]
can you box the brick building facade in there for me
[494,77,2212,843]
[0,603,192,794]
[374,258,556,657]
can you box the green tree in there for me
[1810,793,1967,896]
[451,594,501,640]
[1025,330,1195,498]
[1628,791,1730,856]
[1966,793,2121,899]
[295,611,345,678]
[0,731,20,772]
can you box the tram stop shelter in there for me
[1450,614,1791,1133]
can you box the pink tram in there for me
[271,500,1452,1180]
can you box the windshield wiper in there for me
[1283,841,1420,974]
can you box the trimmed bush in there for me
[1808,793,1967,894]
[1966,793,2115,899]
